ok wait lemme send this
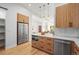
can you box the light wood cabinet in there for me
[23,15,29,23]
[56,3,79,28]
[32,35,39,48]
[71,41,79,55]
[32,35,54,54]
[17,13,29,23]
[32,35,79,55]
[32,41,39,48]
[39,37,54,54]
[45,37,54,53]
[17,13,23,22]
[56,6,63,27]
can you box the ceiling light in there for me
[28,4,32,7]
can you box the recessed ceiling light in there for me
[28,4,32,7]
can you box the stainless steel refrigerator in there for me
[17,23,29,45]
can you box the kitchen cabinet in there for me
[17,13,29,23]
[32,35,54,54]
[56,4,68,28]
[39,37,46,51]
[39,37,54,54]
[32,35,79,55]
[32,35,39,48]
[17,13,23,23]
[45,37,54,53]
[54,39,72,55]
[23,15,29,23]
[56,3,79,28]
[71,42,79,55]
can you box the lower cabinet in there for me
[32,35,79,55]
[32,35,54,54]
[39,37,54,54]
[32,41,39,48]
[71,42,79,55]
[54,39,72,55]
[32,35,39,48]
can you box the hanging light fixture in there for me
[43,4,45,19]
[39,6,41,18]
[39,3,51,20]
[47,3,50,20]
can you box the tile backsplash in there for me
[55,28,79,38]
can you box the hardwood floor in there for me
[0,42,49,55]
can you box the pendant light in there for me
[39,3,51,20]
[39,6,41,18]
[43,4,45,19]
[47,3,50,20]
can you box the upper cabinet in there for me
[17,13,29,23]
[56,3,79,28]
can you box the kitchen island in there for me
[32,33,79,55]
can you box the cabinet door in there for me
[54,39,72,55]
[62,4,68,28]
[66,3,79,28]
[67,4,76,28]
[39,37,54,54]
[32,36,39,48]
[56,6,63,28]
[56,3,79,28]
[24,16,29,23]
[73,4,79,28]
[17,13,24,23]
[71,42,79,55]
[45,38,54,54]
[39,37,46,50]
[17,13,29,23]
[32,41,39,48]
[54,39,63,55]
[56,4,68,28]
[63,43,71,55]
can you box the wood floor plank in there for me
[0,42,49,55]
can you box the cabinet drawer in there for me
[32,41,39,48]
[39,38,46,44]
[39,44,53,54]
[46,39,54,47]
[39,40,46,43]
[39,45,45,50]
[39,41,46,47]
[45,42,53,47]
[45,47,53,53]
[39,37,47,40]
[46,38,53,43]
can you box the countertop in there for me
[32,33,79,47]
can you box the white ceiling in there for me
[18,3,56,20]
[18,3,66,20]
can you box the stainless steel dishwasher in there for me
[54,39,72,55]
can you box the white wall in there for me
[0,3,38,49]
[31,15,55,33]
[31,15,43,34]
[41,17,55,32]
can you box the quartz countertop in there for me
[32,33,79,47]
